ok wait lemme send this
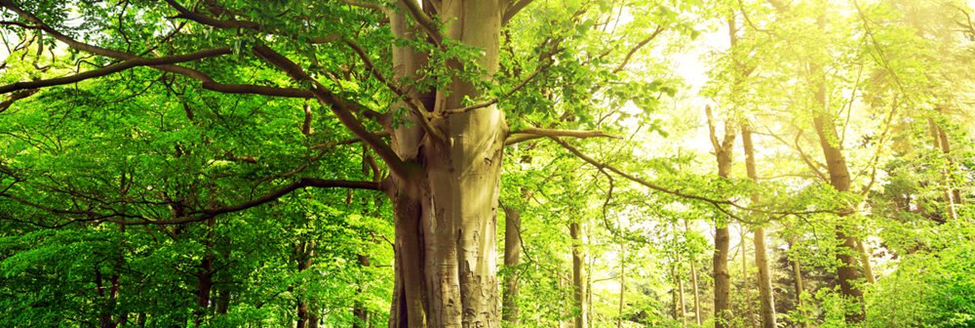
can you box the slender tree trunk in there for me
[672,222,686,324]
[685,219,702,325]
[856,240,875,284]
[741,226,756,328]
[742,125,776,328]
[929,117,958,220]
[194,218,216,327]
[354,255,371,328]
[787,238,807,328]
[707,104,736,328]
[502,207,522,325]
[297,241,316,328]
[136,313,147,328]
[386,2,507,327]
[571,221,587,328]
[676,270,686,323]
[711,13,742,326]
[617,241,625,328]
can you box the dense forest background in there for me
[0,0,973,327]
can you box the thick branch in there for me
[0,89,38,113]
[163,0,260,29]
[505,128,619,145]
[503,0,534,26]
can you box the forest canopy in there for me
[0,0,973,327]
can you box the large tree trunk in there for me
[571,221,587,328]
[386,2,507,327]
[742,125,776,328]
[502,207,522,325]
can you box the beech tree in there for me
[1,0,973,327]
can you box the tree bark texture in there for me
[386,1,507,327]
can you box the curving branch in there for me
[197,178,380,219]
[548,137,840,222]
[505,127,619,145]
[612,25,664,74]
[1,177,380,227]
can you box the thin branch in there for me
[343,39,442,140]
[548,137,839,220]
[504,127,619,145]
[0,47,232,94]
[612,25,664,74]
[705,105,722,150]
[0,1,312,98]
[310,131,391,150]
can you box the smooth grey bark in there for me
[386,2,507,327]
